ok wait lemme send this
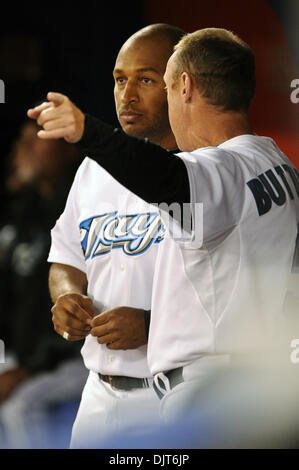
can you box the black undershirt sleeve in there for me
[76,114,190,206]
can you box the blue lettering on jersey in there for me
[247,164,299,216]
[79,211,165,259]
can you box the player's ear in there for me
[181,72,193,103]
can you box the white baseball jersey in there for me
[148,134,299,375]
[48,157,165,378]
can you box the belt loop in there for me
[153,372,171,398]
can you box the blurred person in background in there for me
[0,119,88,449]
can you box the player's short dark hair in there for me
[132,23,185,53]
[173,28,256,113]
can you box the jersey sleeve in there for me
[47,162,86,273]
[163,148,246,248]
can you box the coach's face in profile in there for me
[164,51,196,152]
[163,52,185,148]
[113,35,174,147]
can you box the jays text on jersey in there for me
[48,157,165,377]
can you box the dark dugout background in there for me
[0,0,298,209]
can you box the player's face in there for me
[113,37,173,146]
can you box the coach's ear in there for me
[181,72,193,103]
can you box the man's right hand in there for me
[27,92,85,143]
[51,293,95,341]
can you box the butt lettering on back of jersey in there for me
[247,164,299,216]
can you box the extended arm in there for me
[77,115,190,207]
[27,93,190,206]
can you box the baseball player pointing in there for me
[29,28,299,428]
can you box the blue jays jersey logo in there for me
[80,211,165,259]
